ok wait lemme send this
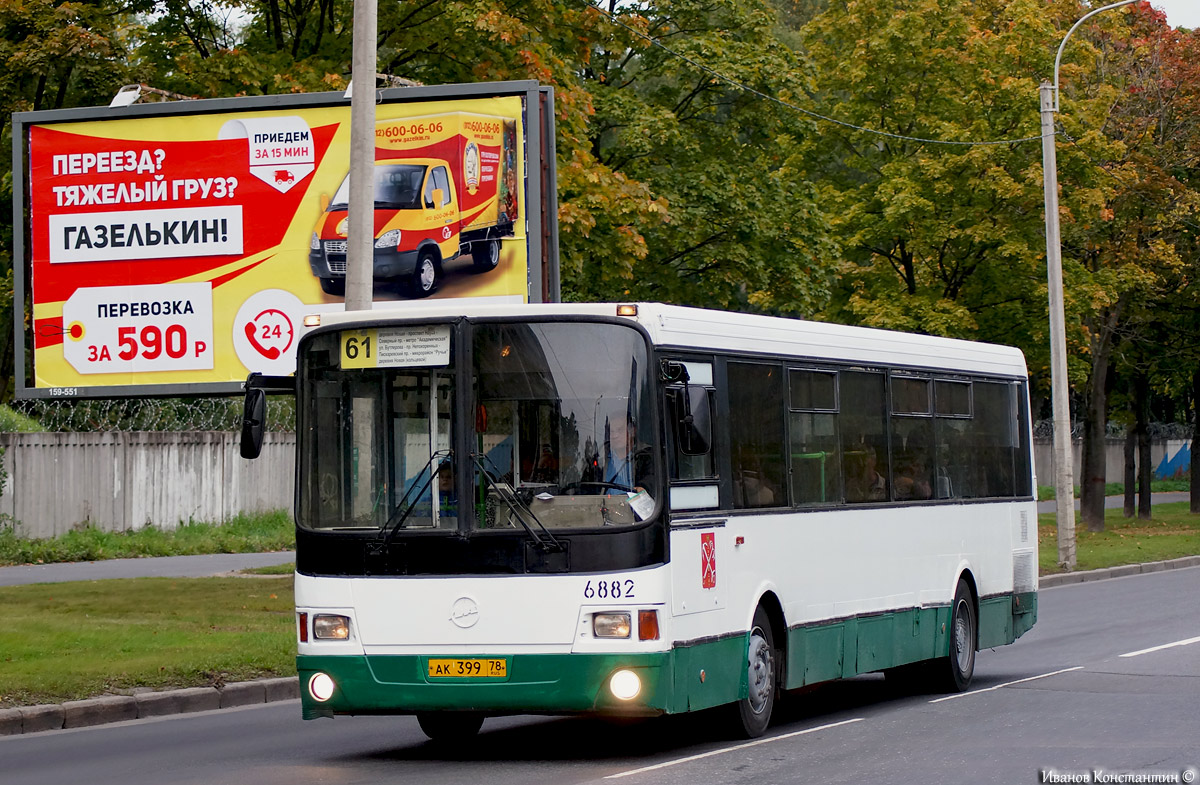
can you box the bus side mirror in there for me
[319,193,331,213]
[240,387,267,459]
[432,187,445,207]
[670,387,711,455]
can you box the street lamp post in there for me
[1041,0,1135,570]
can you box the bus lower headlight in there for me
[309,672,336,702]
[313,614,351,640]
[609,669,641,701]
[593,612,632,638]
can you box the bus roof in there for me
[313,301,1029,378]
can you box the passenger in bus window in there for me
[894,451,933,500]
[733,450,777,507]
[845,448,886,502]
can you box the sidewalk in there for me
[1035,490,1190,514]
[0,551,296,587]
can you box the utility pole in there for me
[1041,0,1136,570]
[345,0,378,312]
[1039,80,1075,570]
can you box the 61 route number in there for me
[87,324,205,362]
[583,579,635,600]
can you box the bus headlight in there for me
[374,229,402,248]
[609,669,641,701]
[313,614,351,640]
[593,612,631,638]
[311,232,321,250]
[309,672,336,702]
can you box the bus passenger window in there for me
[788,369,840,506]
[839,371,888,503]
[729,363,785,508]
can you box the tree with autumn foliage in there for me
[1051,2,1200,530]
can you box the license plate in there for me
[427,658,507,678]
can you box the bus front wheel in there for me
[416,711,484,742]
[733,606,777,738]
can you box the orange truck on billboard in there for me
[309,112,520,298]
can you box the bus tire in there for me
[934,578,977,692]
[408,251,441,298]
[416,711,484,742]
[471,238,500,272]
[732,606,777,738]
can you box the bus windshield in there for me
[472,322,657,530]
[297,321,658,533]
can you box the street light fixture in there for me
[1040,0,1136,570]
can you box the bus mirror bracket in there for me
[240,372,294,460]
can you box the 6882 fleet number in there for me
[583,579,636,600]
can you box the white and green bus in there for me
[242,302,1038,740]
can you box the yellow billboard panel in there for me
[17,84,555,396]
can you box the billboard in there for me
[13,81,559,398]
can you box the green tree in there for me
[1055,2,1199,529]
[0,0,150,400]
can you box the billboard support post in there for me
[345,0,377,312]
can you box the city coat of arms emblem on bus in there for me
[701,532,717,589]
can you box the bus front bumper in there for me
[297,652,672,719]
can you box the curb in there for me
[0,677,298,737]
[1039,555,1200,588]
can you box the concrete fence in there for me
[1032,438,1189,488]
[0,432,295,539]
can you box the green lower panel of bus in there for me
[784,592,1036,688]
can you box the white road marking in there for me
[928,666,1084,703]
[1120,635,1200,658]
[603,717,864,779]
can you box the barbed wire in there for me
[1,397,296,433]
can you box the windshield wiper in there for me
[378,449,451,545]
[470,453,563,552]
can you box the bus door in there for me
[662,359,726,617]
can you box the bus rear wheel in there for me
[891,578,976,693]
[416,711,484,742]
[732,606,777,738]
[941,579,977,692]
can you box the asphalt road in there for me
[4,566,1198,785]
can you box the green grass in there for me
[0,510,294,566]
[0,404,46,432]
[0,576,296,708]
[1037,480,1189,501]
[1039,501,1200,574]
